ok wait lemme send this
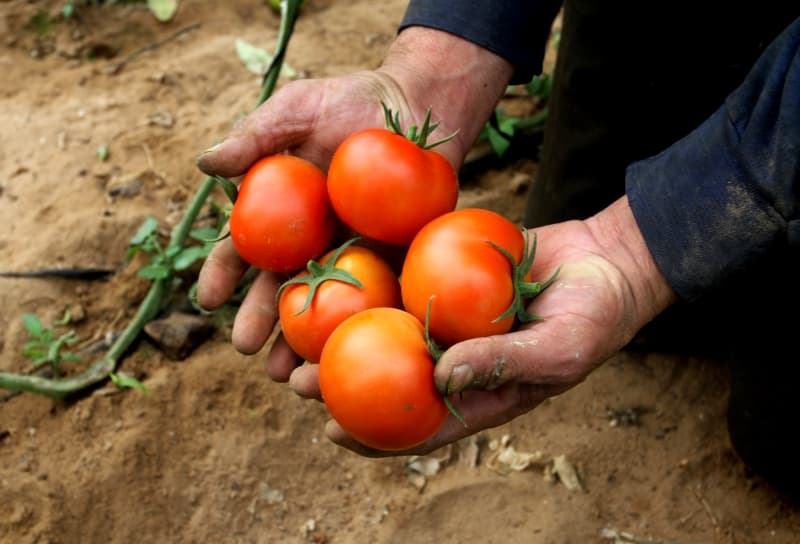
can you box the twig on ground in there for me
[107,22,202,75]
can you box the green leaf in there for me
[97,144,109,162]
[189,227,219,242]
[485,124,511,158]
[130,216,160,247]
[31,356,50,367]
[23,314,44,339]
[22,344,44,358]
[147,0,178,22]
[62,2,75,19]
[61,353,84,363]
[235,38,296,78]
[173,245,211,270]
[138,264,171,280]
[214,175,239,205]
[109,372,151,395]
[497,115,518,137]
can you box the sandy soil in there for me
[1,1,799,543]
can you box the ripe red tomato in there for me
[401,208,537,347]
[327,125,458,246]
[277,241,402,364]
[319,307,449,451]
[229,155,336,273]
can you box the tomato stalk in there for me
[381,101,459,150]
[490,230,560,324]
[275,237,364,315]
[424,297,467,427]
[0,0,304,399]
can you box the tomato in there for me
[318,307,449,451]
[326,107,458,246]
[401,207,549,347]
[277,240,402,364]
[229,155,336,273]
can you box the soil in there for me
[1,1,799,543]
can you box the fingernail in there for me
[445,364,475,394]
[196,142,223,162]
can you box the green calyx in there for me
[490,229,560,324]
[275,237,364,315]
[423,296,467,428]
[381,101,459,150]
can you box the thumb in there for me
[195,80,319,178]
[434,332,535,395]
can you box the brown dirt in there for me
[1,1,799,543]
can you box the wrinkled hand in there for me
[195,69,435,363]
[196,25,513,376]
[315,197,679,456]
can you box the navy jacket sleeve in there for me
[626,16,800,302]
[399,0,563,84]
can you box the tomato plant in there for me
[318,307,450,451]
[277,238,402,364]
[401,208,558,347]
[326,104,459,246]
[229,155,336,273]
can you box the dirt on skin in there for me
[1,1,799,543]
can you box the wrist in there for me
[587,196,678,327]
[377,26,514,167]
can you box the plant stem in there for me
[0,0,303,400]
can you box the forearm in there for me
[377,26,515,165]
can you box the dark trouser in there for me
[525,1,800,501]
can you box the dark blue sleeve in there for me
[399,0,563,84]
[626,17,800,302]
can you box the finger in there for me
[433,331,542,394]
[288,362,322,400]
[197,236,249,310]
[265,332,303,383]
[231,270,281,355]
[196,80,319,178]
[434,316,595,395]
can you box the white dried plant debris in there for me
[404,446,453,490]
[457,435,481,468]
[486,434,547,475]
[599,527,687,544]
[485,435,584,492]
[551,454,584,492]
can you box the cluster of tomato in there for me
[227,105,554,452]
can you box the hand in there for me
[196,27,514,375]
[319,196,679,456]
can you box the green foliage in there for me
[127,215,221,280]
[61,0,177,22]
[480,73,553,158]
[109,371,150,394]
[22,311,83,379]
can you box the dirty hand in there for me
[314,196,679,456]
[195,27,513,375]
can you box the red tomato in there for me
[229,155,335,273]
[278,241,402,364]
[327,127,458,246]
[401,208,533,347]
[319,307,449,451]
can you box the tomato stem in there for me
[423,297,467,428]
[380,101,459,150]
[490,230,560,324]
[275,237,364,315]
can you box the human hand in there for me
[315,196,679,456]
[196,27,514,373]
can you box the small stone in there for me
[143,312,215,360]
